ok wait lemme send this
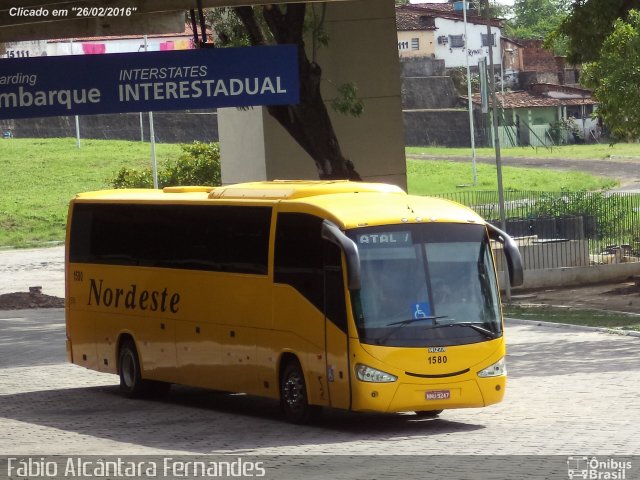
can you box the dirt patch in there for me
[511,280,640,314]
[0,292,64,310]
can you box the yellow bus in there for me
[65,180,522,423]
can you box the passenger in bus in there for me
[431,278,454,304]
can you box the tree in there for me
[580,10,640,141]
[208,4,361,180]
[553,1,640,140]
[553,0,638,64]
[506,0,571,53]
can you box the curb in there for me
[505,317,640,338]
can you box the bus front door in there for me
[323,242,351,410]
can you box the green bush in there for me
[548,118,580,145]
[110,167,154,189]
[110,141,221,189]
[532,189,625,239]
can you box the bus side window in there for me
[69,203,271,275]
[274,213,324,315]
[274,212,347,331]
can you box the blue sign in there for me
[0,45,299,120]
[412,302,432,319]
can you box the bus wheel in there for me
[118,339,148,398]
[280,362,318,424]
[415,410,443,418]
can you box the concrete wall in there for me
[519,70,561,89]
[401,76,459,109]
[403,108,471,147]
[0,111,218,143]
[499,263,640,291]
[399,57,478,147]
[400,56,445,77]
[219,0,407,189]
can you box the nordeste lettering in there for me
[87,278,180,313]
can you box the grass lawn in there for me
[407,159,617,195]
[0,138,625,248]
[0,138,181,248]
[406,143,640,160]
[504,305,640,332]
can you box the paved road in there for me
[1,308,639,462]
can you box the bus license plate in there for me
[425,390,450,400]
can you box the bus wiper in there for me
[414,322,499,340]
[386,316,448,327]
[376,316,448,345]
[442,322,499,339]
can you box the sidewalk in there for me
[0,246,64,298]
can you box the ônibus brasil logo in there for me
[567,456,632,480]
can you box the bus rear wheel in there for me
[415,410,443,418]
[280,361,319,424]
[118,339,170,398]
[119,339,144,397]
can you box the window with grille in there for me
[449,35,464,48]
[481,33,496,47]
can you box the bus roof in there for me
[209,180,405,199]
[72,180,485,229]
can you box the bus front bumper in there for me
[351,376,506,413]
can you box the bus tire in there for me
[279,361,319,424]
[118,339,149,398]
[414,410,443,418]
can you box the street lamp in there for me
[482,0,510,300]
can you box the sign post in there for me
[142,35,158,189]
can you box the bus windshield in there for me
[348,223,502,347]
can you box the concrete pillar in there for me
[219,0,407,190]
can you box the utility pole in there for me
[483,0,510,300]
[70,39,81,149]
[143,35,158,189]
[463,0,477,186]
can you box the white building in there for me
[397,3,503,68]
[2,23,204,58]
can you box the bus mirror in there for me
[321,220,361,290]
[486,223,524,287]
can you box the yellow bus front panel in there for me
[349,338,506,413]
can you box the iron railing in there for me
[436,190,640,270]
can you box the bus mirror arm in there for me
[486,223,524,287]
[321,220,361,290]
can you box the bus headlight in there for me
[477,357,506,378]
[355,364,397,383]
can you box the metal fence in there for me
[436,190,640,271]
